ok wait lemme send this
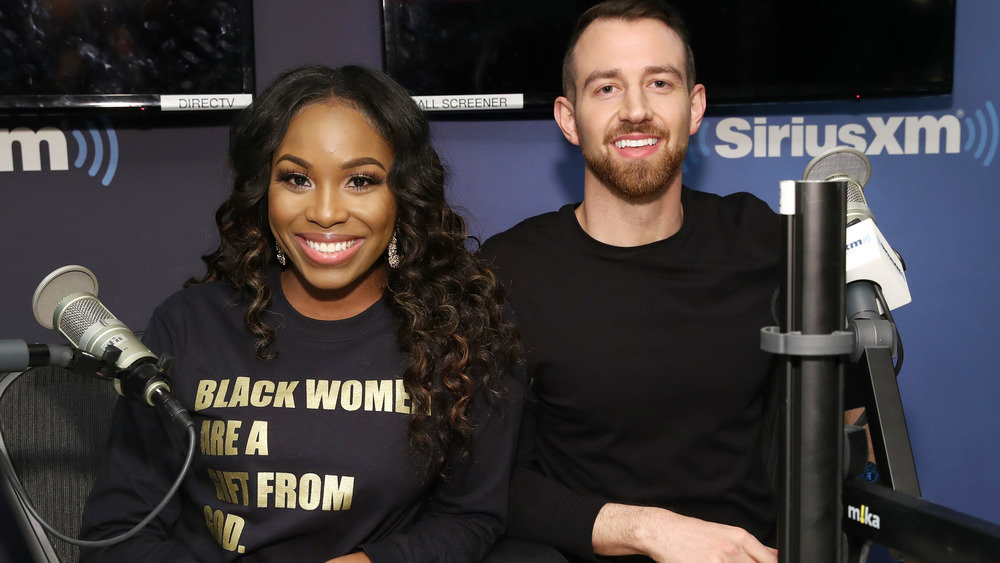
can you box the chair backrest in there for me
[0,367,120,563]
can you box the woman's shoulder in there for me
[159,277,238,306]
[150,278,244,326]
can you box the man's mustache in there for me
[604,124,669,144]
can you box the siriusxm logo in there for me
[846,232,874,251]
[960,101,998,167]
[0,116,119,185]
[687,101,997,167]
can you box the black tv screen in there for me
[382,0,956,116]
[0,0,255,112]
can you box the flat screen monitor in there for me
[382,0,956,117]
[0,0,255,113]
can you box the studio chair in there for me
[0,366,119,562]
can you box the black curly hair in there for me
[188,64,521,478]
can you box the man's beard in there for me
[582,124,687,200]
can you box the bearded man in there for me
[479,1,781,562]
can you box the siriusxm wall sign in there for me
[0,116,119,186]
[687,101,998,168]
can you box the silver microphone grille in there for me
[802,146,873,224]
[56,293,114,346]
[52,292,155,369]
[846,182,866,205]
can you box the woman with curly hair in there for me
[80,65,523,562]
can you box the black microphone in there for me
[31,265,193,430]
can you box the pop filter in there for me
[802,147,873,225]
[31,265,99,330]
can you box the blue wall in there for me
[0,1,996,557]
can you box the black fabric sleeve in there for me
[478,240,604,560]
[504,402,606,561]
[78,312,198,562]
[359,369,526,563]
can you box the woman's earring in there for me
[387,231,400,269]
[275,243,286,266]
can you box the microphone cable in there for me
[0,424,197,548]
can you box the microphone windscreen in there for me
[31,265,99,329]
[802,146,871,189]
[802,147,873,224]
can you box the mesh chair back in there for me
[0,367,119,563]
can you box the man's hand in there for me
[592,503,778,563]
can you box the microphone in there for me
[802,148,910,362]
[31,265,193,430]
[802,147,911,312]
[802,146,873,226]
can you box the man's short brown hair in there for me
[561,0,697,102]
